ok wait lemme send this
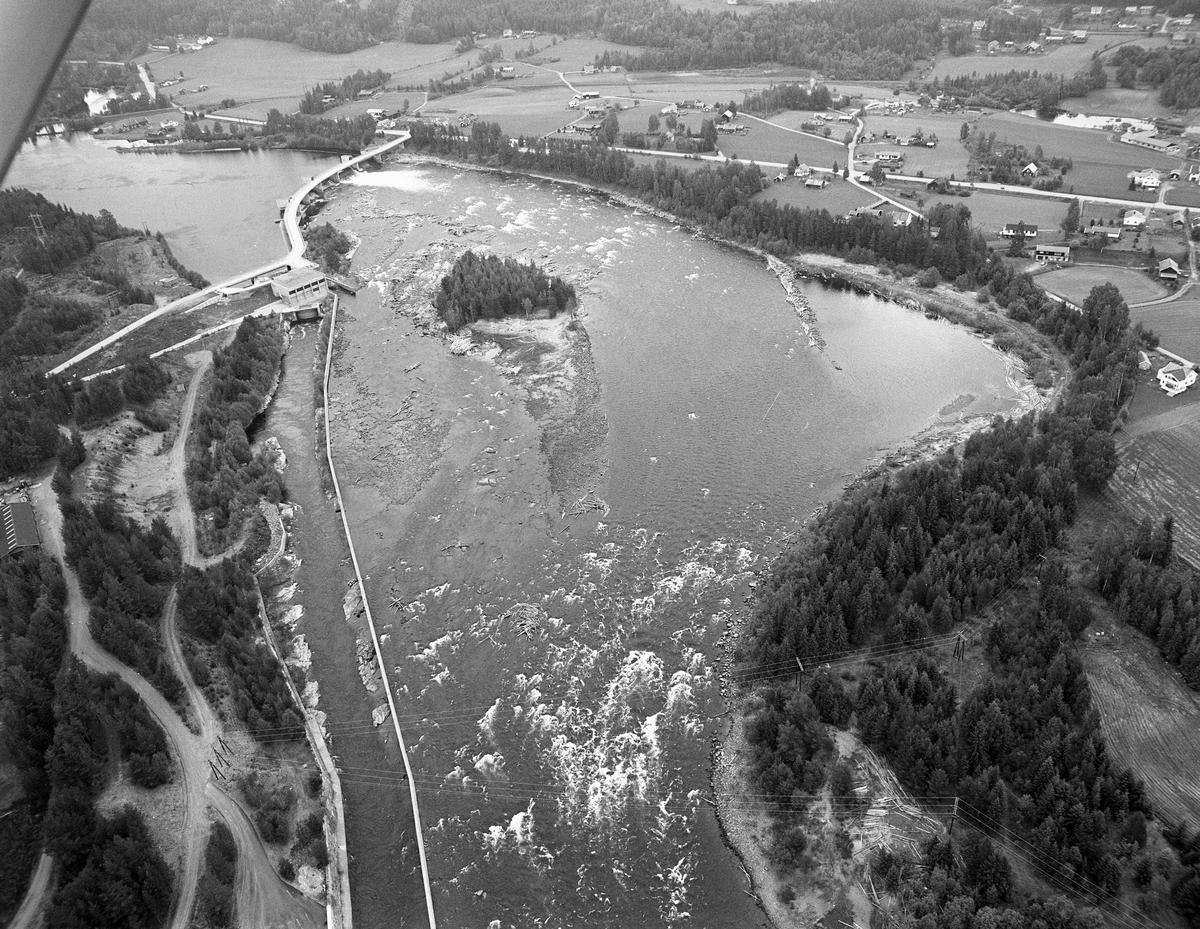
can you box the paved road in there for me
[49,132,409,378]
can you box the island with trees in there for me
[434,250,576,330]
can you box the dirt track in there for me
[30,355,322,929]
[7,853,53,929]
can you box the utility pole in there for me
[796,658,804,690]
[949,796,960,835]
[28,212,46,244]
[953,631,966,662]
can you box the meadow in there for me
[143,38,461,116]
[1131,296,1200,364]
[922,188,1069,241]
[976,110,1176,201]
[1166,185,1200,208]
[754,178,878,216]
[1039,264,1166,307]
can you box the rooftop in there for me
[2,500,39,557]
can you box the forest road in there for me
[30,478,211,929]
[165,355,323,929]
[7,852,53,929]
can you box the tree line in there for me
[59,495,184,704]
[300,68,391,115]
[177,559,304,740]
[263,109,380,153]
[1091,517,1200,688]
[930,61,1106,113]
[407,0,943,79]
[1111,45,1200,108]
[434,250,576,329]
[741,83,835,116]
[408,120,994,284]
[737,279,1172,920]
[69,0,402,59]
[187,315,285,553]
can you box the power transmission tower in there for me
[29,212,46,244]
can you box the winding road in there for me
[29,356,322,929]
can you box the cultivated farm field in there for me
[420,85,584,138]
[720,121,846,168]
[1107,394,1200,566]
[1038,265,1166,307]
[1080,602,1200,830]
[1166,185,1200,208]
[976,111,1175,202]
[922,189,1068,240]
[1131,297,1200,364]
[930,43,1103,82]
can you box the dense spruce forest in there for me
[408,0,942,78]
[187,315,285,552]
[1110,45,1200,108]
[178,559,304,740]
[1,550,176,927]
[435,250,576,329]
[69,0,402,58]
[931,62,1107,113]
[1091,518,1200,687]
[263,109,380,153]
[736,273,1200,924]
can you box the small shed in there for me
[2,500,39,558]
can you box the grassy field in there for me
[1131,297,1200,364]
[1166,185,1200,208]
[1038,264,1166,306]
[719,121,846,167]
[143,38,462,115]
[923,188,1069,240]
[931,43,1103,82]
[525,38,650,71]
[975,110,1176,202]
[1060,84,1190,121]
[755,178,878,216]
[418,85,583,138]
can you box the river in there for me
[7,143,1029,927]
[303,164,1029,927]
[4,135,328,282]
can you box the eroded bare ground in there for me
[32,354,325,929]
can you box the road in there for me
[29,359,322,929]
[48,131,409,378]
[7,853,53,929]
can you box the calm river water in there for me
[8,143,1029,928]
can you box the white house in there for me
[1021,162,1040,176]
[1129,168,1162,189]
[1159,258,1182,282]
[1122,210,1147,228]
[1158,361,1197,396]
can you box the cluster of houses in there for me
[1128,166,1200,189]
[149,35,216,53]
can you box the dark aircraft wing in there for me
[0,0,94,184]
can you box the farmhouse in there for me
[1130,168,1162,189]
[792,164,811,177]
[1,500,39,558]
[1035,244,1071,263]
[875,152,904,163]
[1123,210,1147,228]
[1073,29,1089,41]
[1001,223,1038,238]
[1158,361,1197,396]
[891,212,914,227]
[498,66,516,80]
[1159,258,1182,282]
[1021,162,1040,177]
[271,267,328,317]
